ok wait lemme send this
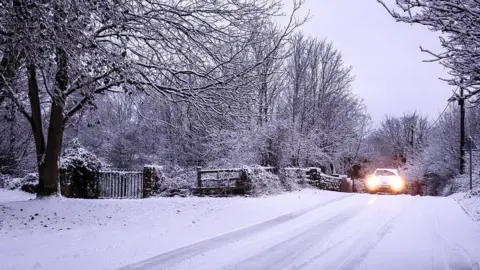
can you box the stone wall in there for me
[143,166,158,198]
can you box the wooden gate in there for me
[98,171,144,199]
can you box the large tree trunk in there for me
[35,48,68,197]
[39,48,68,196]
[41,100,65,196]
[26,63,47,191]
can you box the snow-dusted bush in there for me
[279,168,308,191]
[450,174,480,194]
[0,173,7,188]
[60,139,103,198]
[3,173,39,193]
[152,165,196,197]
[244,166,284,196]
[440,183,454,197]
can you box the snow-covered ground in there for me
[0,188,342,270]
[451,188,480,222]
[0,188,35,203]
[1,189,480,270]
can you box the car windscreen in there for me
[374,170,396,176]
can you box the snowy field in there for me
[1,189,480,270]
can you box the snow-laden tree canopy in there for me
[377,0,480,103]
[0,0,306,196]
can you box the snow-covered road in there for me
[1,189,480,270]
[121,194,480,270]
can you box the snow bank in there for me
[451,188,480,221]
[0,189,342,270]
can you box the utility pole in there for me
[465,136,478,190]
[410,124,414,148]
[469,137,473,190]
[459,85,466,174]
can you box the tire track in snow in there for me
[118,194,354,270]
[338,212,398,270]
[431,232,480,270]
[222,203,367,270]
[333,196,412,270]
[297,195,413,270]
[429,201,480,270]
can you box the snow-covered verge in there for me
[441,174,480,221]
[0,188,344,270]
[0,189,35,203]
[447,174,480,195]
[451,188,480,222]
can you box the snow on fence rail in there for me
[59,165,352,199]
[98,171,144,199]
[195,166,276,195]
[283,167,352,192]
[195,166,353,195]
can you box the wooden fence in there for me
[195,166,276,195]
[284,167,351,192]
[98,171,144,199]
[195,166,352,195]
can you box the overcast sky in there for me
[288,0,453,126]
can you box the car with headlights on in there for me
[365,168,405,195]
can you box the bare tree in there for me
[258,34,369,171]
[0,0,305,196]
[370,112,429,165]
[377,0,480,103]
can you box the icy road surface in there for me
[121,194,480,270]
[1,189,480,270]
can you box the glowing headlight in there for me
[392,177,405,191]
[367,176,379,189]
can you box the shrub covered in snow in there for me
[60,139,103,198]
[0,173,7,188]
[151,165,196,197]
[279,168,310,191]
[242,166,308,196]
[243,166,285,196]
[449,174,480,194]
[3,173,39,193]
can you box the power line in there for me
[426,102,451,132]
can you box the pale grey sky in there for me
[289,0,453,125]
